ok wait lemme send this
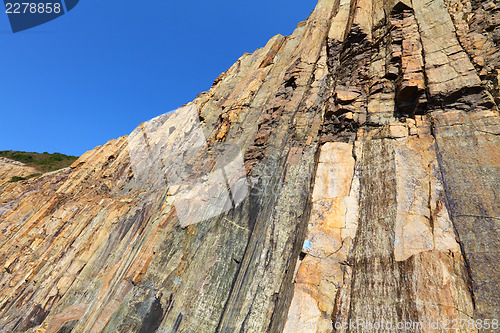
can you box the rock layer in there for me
[0,0,498,332]
[0,158,39,184]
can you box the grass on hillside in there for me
[0,150,79,179]
[8,174,41,183]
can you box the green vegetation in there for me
[8,174,42,183]
[0,150,79,173]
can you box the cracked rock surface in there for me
[0,0,498,332]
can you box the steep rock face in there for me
[0,0,498,332]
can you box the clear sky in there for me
[1,1,317,156]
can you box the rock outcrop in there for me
[0,158,39,184]
[0,0,498,332]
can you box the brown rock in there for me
[0,0,498,332]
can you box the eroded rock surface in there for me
[0,0,498,332]
[0,158,38,184]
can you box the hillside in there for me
[0,157,40,184]
[0,151,78,181]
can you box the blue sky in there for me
[1,1,317,156]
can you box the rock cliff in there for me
[0,0,498,332]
